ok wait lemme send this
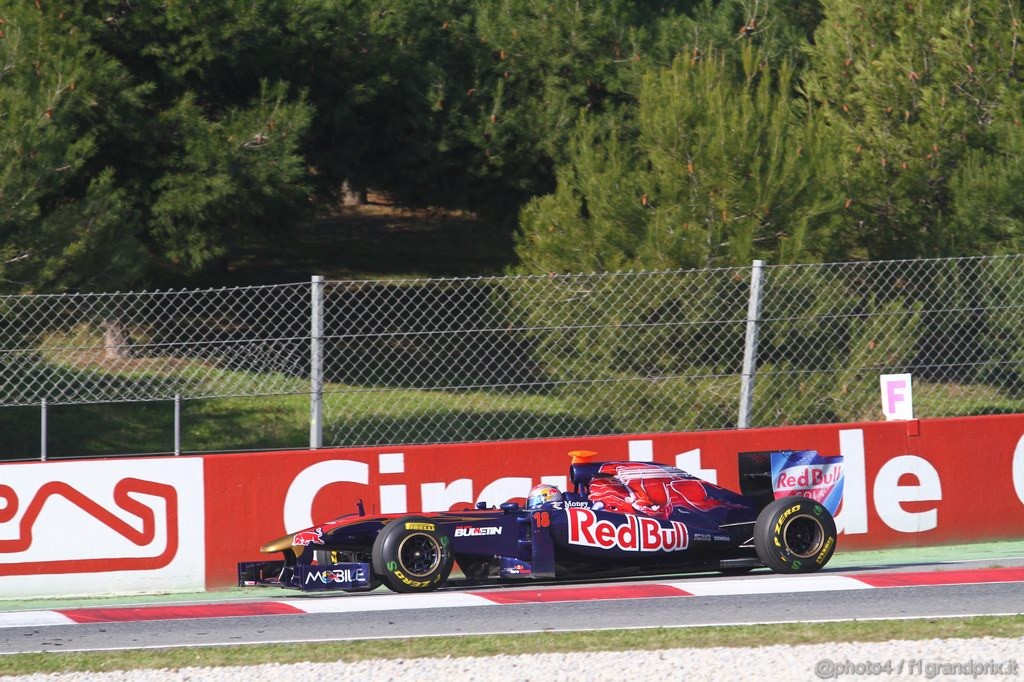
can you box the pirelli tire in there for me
[754,497,837,574]
[372,516,454,593]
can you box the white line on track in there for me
[281,591,497,614]
[673,574,872,596]
[0,611,75,627]
[8,611,1024,655]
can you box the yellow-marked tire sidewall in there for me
[754,497,837,574]
[371,515,454,593]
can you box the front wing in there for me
[238,560,374,591]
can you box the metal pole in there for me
[174,394,181,456]
[310,275,325,449]
[738,260,765,429]
[40,398,47,461]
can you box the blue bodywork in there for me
[238,454,842,591]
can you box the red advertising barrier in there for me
[203,415,1024,589]
[2,414,1023,596]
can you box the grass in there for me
[5,370,1024,460]
[0,616,1021,675]
[0,382,595,459]
[0,394,310,459]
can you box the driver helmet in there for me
[527,483,563,509]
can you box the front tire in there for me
[754,497,837,574]
[372,516,454,593]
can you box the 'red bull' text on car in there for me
[238,449,844,593]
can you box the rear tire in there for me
[372,516,453,593]
[754,497,837,574]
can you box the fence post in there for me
[174,394,181,456]
[40,398,47,461]
[310,275,325,449]
[738,260,765,429]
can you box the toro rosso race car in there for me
[238,449,843,593]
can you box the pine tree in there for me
[460,0,826,222]
[146,81,313,271]
[514,45,840,273]
[88,0,315,275]
[0,1,315,291]
[802,0,1024,259]
[0,3,142,292]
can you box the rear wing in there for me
[738,450,844,516]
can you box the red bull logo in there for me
[776,464,843,492]
[292,527,324,546]
[776,464,843,502]
[566,508,688,552]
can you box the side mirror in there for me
[476,501,488,510]
[500,501,520,512]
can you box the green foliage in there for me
[836,297,923,420]
[93,0,316,278]
[749,279,926,426]
[802,0,1024,260]
[462,0,826,220]
[650,0,824,68]
[508,0,1024,431]
[9,0,1024,441]
[148,82,312,270]
[0,4,143,291]
[0,1,314,292]
[513,119,649,272]
[976,259,1024,390]
[338,1,485,208]
[403,0,662,217]
[515,46,841,273]
[6,0,1024,293]
[516,0,1024,270]
[472,0,648,156]
[637,49,840,267]
[500,269,751,433]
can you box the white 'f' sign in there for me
[880,373,914,421]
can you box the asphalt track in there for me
[1,541,1022,654]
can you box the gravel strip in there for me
[3,637,1022,681]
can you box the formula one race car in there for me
[238,449,843,593]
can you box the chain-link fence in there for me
[2,255,1023,460]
